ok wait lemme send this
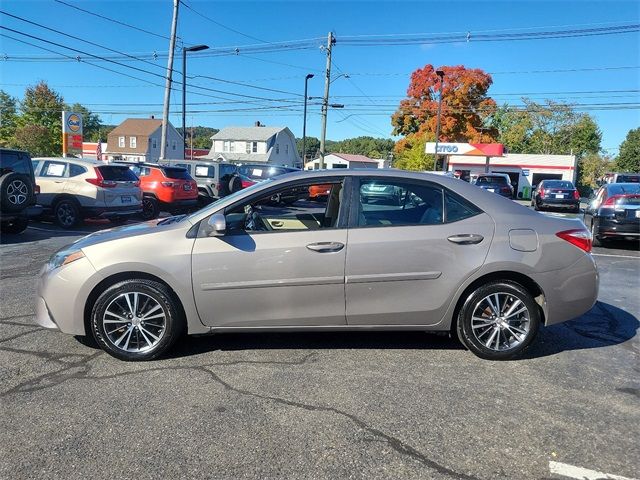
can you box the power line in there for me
[179,0,270,44]
[53,0,173,42]
[190,74,303,97]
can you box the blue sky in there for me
[0,0,638,154]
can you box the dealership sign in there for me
[425,142,504,157]
[62,111,83,156]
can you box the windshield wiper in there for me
[158,214,186,226]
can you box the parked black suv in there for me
[0,148,42,234]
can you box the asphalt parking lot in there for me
[1,211,638,480]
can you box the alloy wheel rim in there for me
[142,198,155,219]
[470,292,531,352]
[57,203,75,226]
[7,180,28,205]
[103,292,166,353]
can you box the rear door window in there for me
[41,161,68,177]
[97,166,139,181]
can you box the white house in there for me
[205,123,301,168]
[305,153,380,170]
[105,118,183,163]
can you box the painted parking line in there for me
[592,253,640,260]
[549,461,637,479]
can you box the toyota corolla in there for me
[35,170,598,361]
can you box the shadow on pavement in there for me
[523,301,639,359]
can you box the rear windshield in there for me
[476,176,508,185]
[615,174,640,183]
[194,165,216,178]
[162,167,191,180]
[238,165,296,180]
[544,180,574,189]
[98,166,138,181]
[608,184,640,195]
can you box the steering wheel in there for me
[243,205,269,231]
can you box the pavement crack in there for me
[0,328,43,343]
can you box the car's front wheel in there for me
[457,281,540,360]
[91,279,185,361]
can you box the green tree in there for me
[393,137,434,171]
[329,136,395,157]
[178,126,219,149]
[616,128,640,172]
[16,81,65,155]
[296,136,320,160]
[577,153,612,190]
[491,105,532,153]
[0,90,19,147]
[568,115,601,158]
[66,103,102,142]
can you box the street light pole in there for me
[434,69,445,171]
[302,73,314,167]
[182,44,209,156]
[160,0,179,161]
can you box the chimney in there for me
[255,120,261,127]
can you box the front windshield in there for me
[185,178,273,222]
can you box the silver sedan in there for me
[35,170,598,361]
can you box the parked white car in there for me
[32,158,142,228]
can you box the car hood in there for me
[72,216,192,250]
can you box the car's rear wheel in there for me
[141,196,160,220]
[53,198,81,228]
[91,279,185,361]
[457,281,540,360]
[0,217,29,234]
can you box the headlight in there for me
[48,248,85,270]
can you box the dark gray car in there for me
[35,170,598,361]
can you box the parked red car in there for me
[125,164,198,220]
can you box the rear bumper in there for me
[530,253,599,326]
[539,198,579,208]
[83,204,142,218]
[597,217,640,238]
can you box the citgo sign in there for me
[425,142,504,157]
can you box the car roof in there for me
[33,157,105,167]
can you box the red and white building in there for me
[82,142,107,161]
[426,143,577,199]
[305,153,380,170]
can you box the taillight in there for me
[501,186,511,193]
[573,190,580,200]
[161,181,175,187]
[556,229,592,253]
[603,195,618,206]
[86,168,116,188]
[539,188,545,197]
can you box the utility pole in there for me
[302,73,314,167]
[433,70,446,172]
[319,32,335,170]
[160,0,179,161]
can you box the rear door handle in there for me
[306,241,345,253]
[447,234,484,245]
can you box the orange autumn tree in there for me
[392,65,498,170]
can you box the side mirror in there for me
[207,213,226,236]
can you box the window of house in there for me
[275,144,280,154]
[285,144,289,155]
[252,141,258,153]
[118,136,125,148]
[152,138,157,149]
[130,136,137,148]
[172,140,177,151]
[245,142,251,154]
[224,180,345,233]
[357,179,444,227]
[223,141,230,152]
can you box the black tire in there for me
[141,196,160,220]
[0,172,34,213]
[591,220,602,248]
[456,280,541,360]
[228,175,242,194]
[0,217,29,234]
[90,279,185,361]
[53,198,81,229]
[533,199,540,211]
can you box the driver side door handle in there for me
[447,234,484,245]
[306,242,345,253]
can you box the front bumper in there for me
[83,204,142,219]
[35,256,101,335]
[0,205,43,221]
